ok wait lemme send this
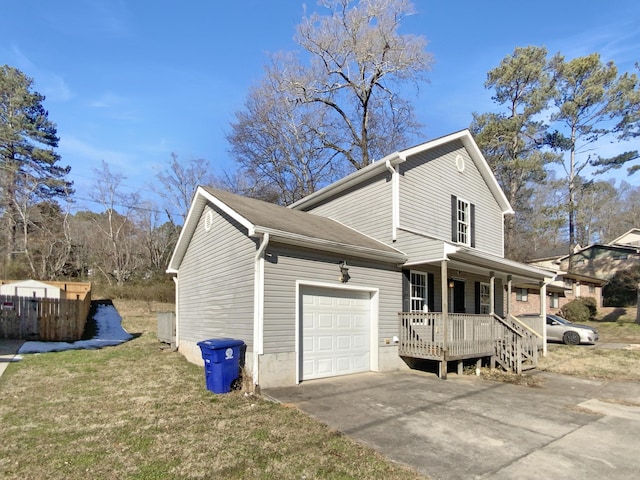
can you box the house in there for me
[610,228,640,247]
[167,130,554,389]
[531,230,640,282]
[509,272,606,317]
[524,228,640,310]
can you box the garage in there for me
[300,286,371,381]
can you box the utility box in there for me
[197,338,244,393]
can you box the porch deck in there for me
[398,312,540,378]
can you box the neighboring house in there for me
[168,130,554,389]
[525,229,640,311]
[610,228,640,247]
[560,243,640,280]
[510,272,606,317]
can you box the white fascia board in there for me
[397,129,469,157]
[459,133,514,215]
[254,227,407,264]
[289,152,403,210]
[166,188,207,272]
[198,187,256,234]
[166,186,256,272]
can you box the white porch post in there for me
[440,259,449,379]
[506,275,513,317]
[489,271,495,316]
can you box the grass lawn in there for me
[0,300,424,480]
[538,306,640,381]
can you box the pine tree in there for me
[0,65,73,263]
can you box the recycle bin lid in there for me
[197,338,244,349]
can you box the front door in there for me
[453,280,465,313]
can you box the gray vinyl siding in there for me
[395,228,445,264]
[399,140,504,256]
[177,203,256,348]
[299,172,393,243]
[263,243,401,354]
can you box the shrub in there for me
[93,278,175,303]
[603,267,640,307]
[560,299,590,323]
[576,296,597,319]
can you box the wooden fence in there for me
[0,293,92,342]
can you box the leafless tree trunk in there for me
[151,153,214,226]
[636,282,640,325]
[89,161,143,286]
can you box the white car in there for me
[546,314,599,345]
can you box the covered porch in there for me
[398,246,554,378]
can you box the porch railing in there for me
[398,312,495,360]
[398,311,539,374]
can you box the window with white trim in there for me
[479,282,490,314]
[456,198,470,245]
[410,272,428,312]
[516,288,528,302]
[550,293,559,308]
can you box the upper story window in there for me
[588,283,595,293]
[451,195,475,247]
[563,278,573,289]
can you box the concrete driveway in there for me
[265,370,640,479]
[0,339,23,378]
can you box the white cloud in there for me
[88,92,125,108]
[9,44,73,102]
[61,135,136,171]
[41,73,73,102]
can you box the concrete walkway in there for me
[0,340,24,378]
[265,370,640,479]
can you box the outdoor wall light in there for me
[448,280,455,288]
[338,261,350,283]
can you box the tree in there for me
[151,153,215,226]
[88,161,142,286]
[573,180,618,245]
[227,54,345,205]
[134,203,179,276]
[0,65,72,263]
[471,46,558,259]
[228,0,433,203]
[21,201,73,279]
[602,64,640,174]
[294,0,432,169]
[547,53,636,267]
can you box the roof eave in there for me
[255,227,407,264]
[289,152,403,210]
[167,187,255,272]
[448,247,555,282]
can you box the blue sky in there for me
[2,0,640,211]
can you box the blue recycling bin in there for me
[197,338,244,394]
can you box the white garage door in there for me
[301,287,371,381]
